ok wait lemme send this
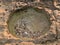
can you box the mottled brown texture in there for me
[0,0,60,45]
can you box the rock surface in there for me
[0,0,60,45]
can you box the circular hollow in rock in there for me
[7,7,51,40]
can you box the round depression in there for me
[7,7,51,39]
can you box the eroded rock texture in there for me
[0,0,60,45]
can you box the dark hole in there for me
[0,5,1,7]
[0,1,1,3]
[57,4,60,6]
[16,44,18,45]
[5,9,8,11]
